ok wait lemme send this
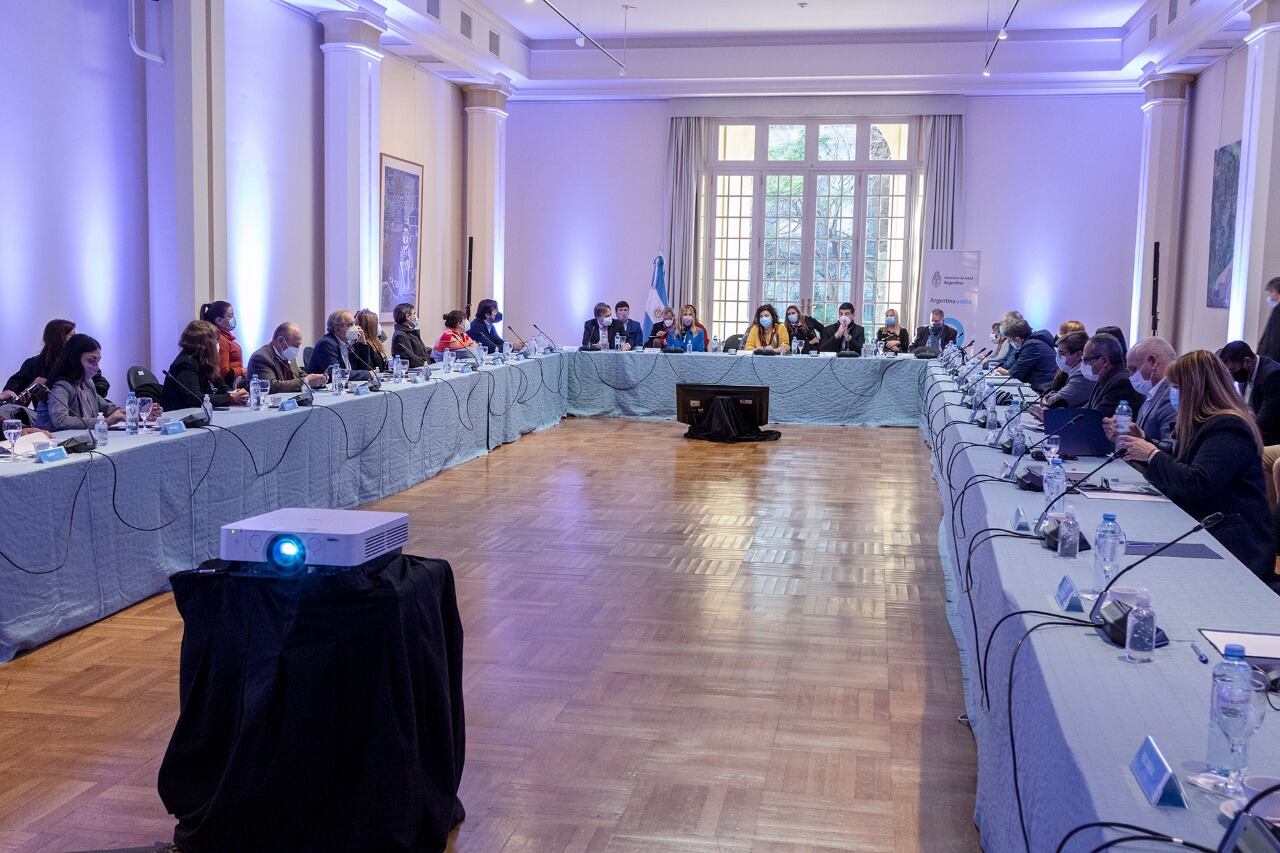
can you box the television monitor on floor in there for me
[676,384,769,427]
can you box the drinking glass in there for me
[1213,675,1269,798]
[138,397,154,433]
[1042,435,1061,464]
[2,419,21,462]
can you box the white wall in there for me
[0,0,150,396]
[962,95,1144,338]
[224,0,324,354]
[1176,48,1248,353]
[505,100,669,347]
[381,57,466,335]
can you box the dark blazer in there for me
[910,324,958,352]
[350,341,388,375]
[615,319,643,350]
[1084,366,1146,419]
[1245,356,1280,445]
[1007,330,1058,393]
[1260,304,1280,364]
[786,317,825,353]
[391,325,430,368]
[581,319,621,349]
[307,333,371,381]
[6,353,110,399]
[875,326,910,351]
[1144,414,1276,586]
[645,322,673,349]
[163,350,233,409]
[819,321,866,354]
[468,318,506,353]
[246,344,306,394]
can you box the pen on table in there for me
[1190,642,1210,664]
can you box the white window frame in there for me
[702,117,923,342]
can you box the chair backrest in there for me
[127,366,164,400]
[303,346,314,370]
[724,334,744,352]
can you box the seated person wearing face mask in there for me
[1218,340,1280,505]
[352,308,390,374]
[1079,332,1146,418]
[391,303,430,368]
[996,319,1057,393]
[784,305,823,354]
[1123,336,1178,443]
[35,333,129,432]
[647,307,675,348]
[744,304,790,353]
[612,301,644,351]
[163,321,249,410]
[582,302,618,350]
[666,305,708,351]
[910,309,958,353]
[433,311,478,361]
[467,299,506,354]
[1039,331,1094,410]
[819,303,866,354]
[247,322,328,394]
[308,310,372,382]
[876,309,909,352]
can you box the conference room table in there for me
[567,348,928,424]
[923,363,1280,852]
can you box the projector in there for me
[220,508,410,572]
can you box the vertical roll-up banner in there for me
[922,250,981,346]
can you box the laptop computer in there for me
[1043,407,1113,458]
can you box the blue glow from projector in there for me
[266,534,306,574]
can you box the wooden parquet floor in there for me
[0,418,977,853]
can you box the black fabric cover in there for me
[158,553,466,853]
[684,394,781,443]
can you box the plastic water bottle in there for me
[792,336,802,355]
[1092,513,1126,595]
[1042,458,1067,516]
[249,374,262,411]
[1125,589,1156,663]
[1057,505,1080,558]
[1011,420,1027,457]
[1114,400,1133,442]
[124,392,139,436]
[711,335,720,353]
[94,412,109,447]
[202,394,213,422]
[1207,644,1254,776]
[685,337,693,354]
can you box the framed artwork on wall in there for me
[1205,140,1241,310]
[379,154,424,321]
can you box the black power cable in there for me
[0,452,95,575]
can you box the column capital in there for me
[1139,72,1193,102]
[1246,0,1280,32]
[464,84,511,116]
[318,9,386,50]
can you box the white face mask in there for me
[787,313,799,323]
[1080,361,1098,382]
[279,344,301,362]
[1054,353,1071,373]
[1129,364,1154,396]
[682,315,694,326]
[1269,295,1279,309]
[839,314,852,326]
[344,327,359,343]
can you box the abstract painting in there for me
[1205,141,1240,309]
[379,154,424,319]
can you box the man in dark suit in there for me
[909,308,958,353]
[581,302,621,350]
[613,301,644,350]
[247,322,327,395]
[1219,341,1280,445]
[307,310,371,381]
[390,302,431,368]
[818,302,866,354]
[1081,332,1145,418]
[467,299,506,353]
[1258,277,1280,363]
[998,319,1057,393]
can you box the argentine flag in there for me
[642,254,669,342]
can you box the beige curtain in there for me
[909,114,964,328]
[663,117,714,313]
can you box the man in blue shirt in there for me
[613,301,644,351]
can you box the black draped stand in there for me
[684,395,781,443]
[158,553,466,853]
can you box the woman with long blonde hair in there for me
[1117,350,1275,585]
[666,304,708,352]
[354,308,389,373]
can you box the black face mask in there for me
[1233,366,1251,384]
[930,322,943,333]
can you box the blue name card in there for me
[1011,506,1031,532]
[1055,576,1083,612]
[279,397,298,412]
[1130,736,1187,808]
[35,446,68,463]
[160,420,186,435]
[355,384,370,396]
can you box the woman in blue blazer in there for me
[665,305,707,352]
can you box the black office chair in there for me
[303,346,314,370]
[723,334,744,352]
[127,366,164,400]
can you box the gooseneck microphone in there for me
[1007,412,1086,479]
[1030,448,1125,534]
[160,369,214,426]
[531,324,560,351]
[505,325,529,348]
[1087,512,1225,625]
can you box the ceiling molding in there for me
[526,26,1128,51]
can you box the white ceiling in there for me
[487,0,1143,41]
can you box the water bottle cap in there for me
[1102,513,1117,522]
[1064,504,1076,516]
[1050,458,1064,467]
[1224,644,1246,659]
[1135,589,1151,608]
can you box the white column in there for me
[143,0,227,374]
[1129,72,1191,347]
[1230,0,1280,343]
[464,85,509,316]
[319,10,384,314]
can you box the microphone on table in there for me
[160,369,215,427]
[345,348,382,390]
[1006,413,1085,480]
[1029,448,1126,538]
[1088,512,1225,643]
[505,325,529,349]
[531,324,560,352]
